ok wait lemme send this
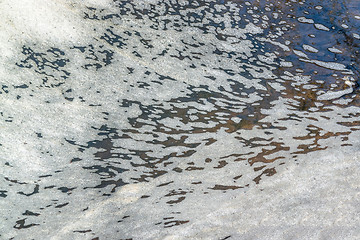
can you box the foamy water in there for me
[1,0,360,239]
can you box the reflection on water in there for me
[2,0,360,238]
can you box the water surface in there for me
[1,0,360,239]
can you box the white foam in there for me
[280,61,293,68]
[293,50,309,58]
[0,0,94,44]
[258,37,290,51]
[297,17,314,24]
[314,23,330,31]
[302,44,319,53]
[318,88,353,100]
[2,1,360,239]
[301,59,348,71]
[328,47,343,54]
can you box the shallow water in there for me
[1,0,360,239]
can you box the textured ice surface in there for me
[1,0,360,239]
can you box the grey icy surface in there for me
[1,0,360,239]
